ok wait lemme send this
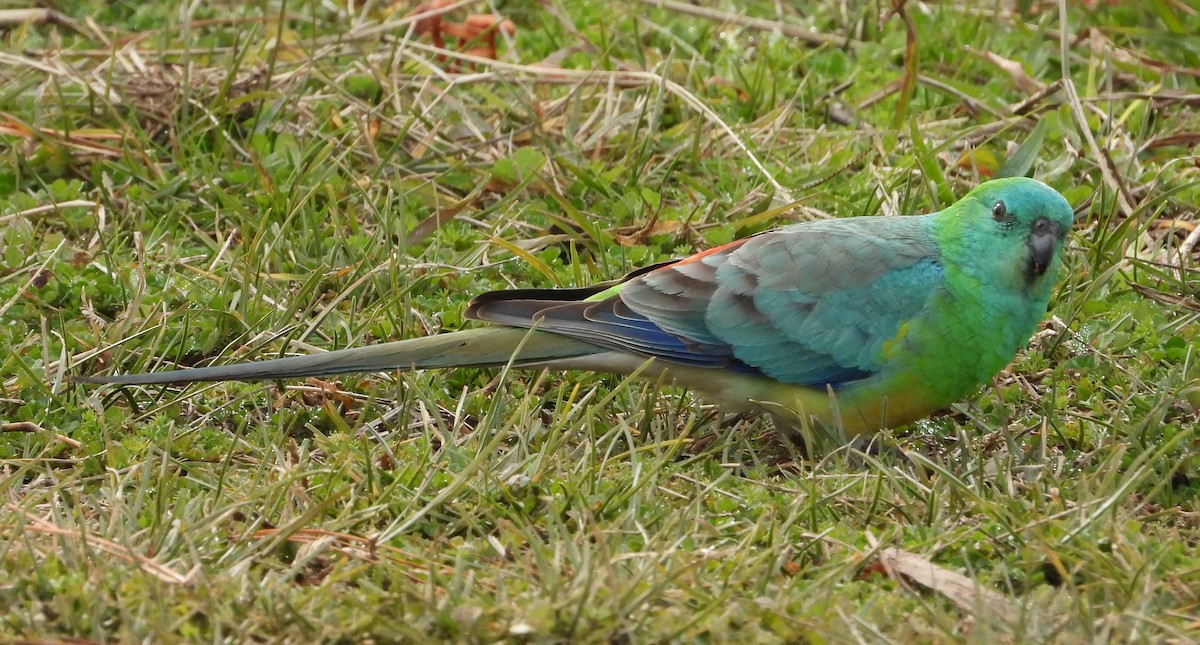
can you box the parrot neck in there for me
[929,213,1054,402]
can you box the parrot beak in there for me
[1026,217,1062,279]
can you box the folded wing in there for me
[467,216,943,387]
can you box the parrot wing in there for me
[467,216,943,387]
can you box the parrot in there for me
[79,177,1074,439]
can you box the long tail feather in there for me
[77,327,603,385]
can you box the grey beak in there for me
[1027,217,1062,279]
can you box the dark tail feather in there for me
[77,327,603,386]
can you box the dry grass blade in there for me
[5,503,196,585]
[0,8,76,30]
[388,40,794,201]
[0,119,124,159]
[1130,283,1200,312]
[1057,2,1136,215]
[0,200,100,226]
[1142,133,1200,150]
[632,0,858,49]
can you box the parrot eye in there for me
[992,201,1008,222]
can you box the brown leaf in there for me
[303,377,359,409]
[405,2,516,69]
[874,547,1019,623]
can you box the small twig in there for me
[1009,80,1063,116]
[1,421,83,449]
[1,421,42,433]
[0,199,100,226]
[0,8,78,30]
[917,74,1006,119]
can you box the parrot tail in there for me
[76,327,606,386]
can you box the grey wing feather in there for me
[618,216,942,385]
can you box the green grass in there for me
[3,0,1200,642]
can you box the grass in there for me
[2,0,1199,642]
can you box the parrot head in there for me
[939,177,1075,293]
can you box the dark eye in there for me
[992,201,1008,222]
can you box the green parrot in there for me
[80,177,1074,438]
